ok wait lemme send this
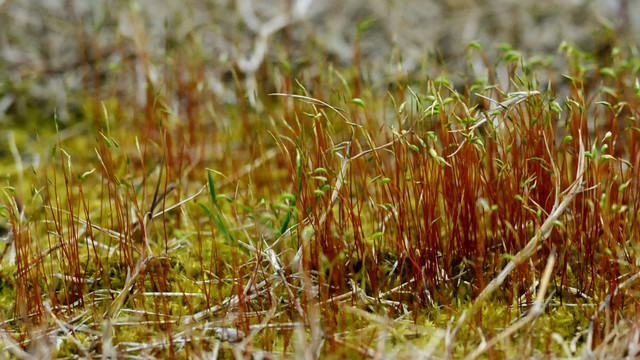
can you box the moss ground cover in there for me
[1,4,640,359]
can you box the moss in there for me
[2,18,640,356]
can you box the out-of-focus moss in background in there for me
[0,0,636,124]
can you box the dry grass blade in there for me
[448,90,540,157]
[0,330,32,360]
[104,254,152,319]
[464,247,557,360]
[586,270,640,359]
[269,93,352,125]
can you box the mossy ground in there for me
[1,5,640,358]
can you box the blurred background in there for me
[0,0,637,124]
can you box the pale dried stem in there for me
[464,248,557,360]
[448,90,540,158]
[586,270,640,359]
[0,329,32,360]
[104,251,152,319]
[235,0,316,107]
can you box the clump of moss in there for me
[1,15,640,358]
